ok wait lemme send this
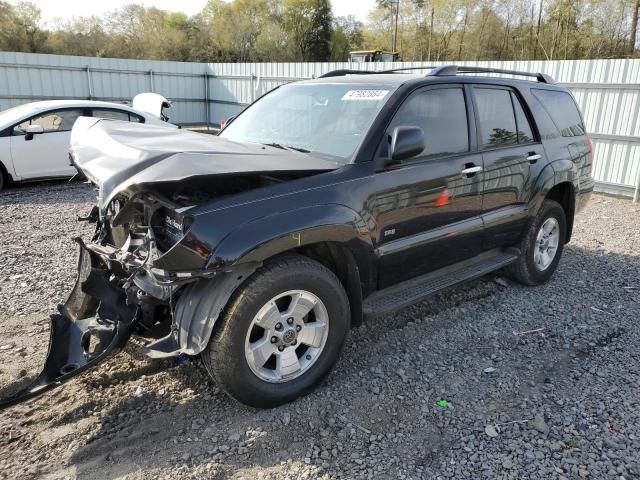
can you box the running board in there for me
[363,248,519,319]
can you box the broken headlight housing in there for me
[151,207,193,252]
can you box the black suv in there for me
[2,65,593,409]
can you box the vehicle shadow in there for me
[38,243,640,478]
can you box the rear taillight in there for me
[587,135,594,173]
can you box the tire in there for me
[507,199,567,286]
[0,168,5,192]
[201,254,350,408]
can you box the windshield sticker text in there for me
[342,90,389,101]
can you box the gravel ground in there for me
[0,181,639,480]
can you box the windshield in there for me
[0,104,38,127]
[219,83,393,161]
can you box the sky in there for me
[16,0,378,26]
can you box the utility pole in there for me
[630,0,639,55]
[428,7,434,61]
[534,0,543,60]
[392,0,400,52]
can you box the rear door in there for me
[471,86,543,249]
[372,84,484,288]
[10,108,84,178]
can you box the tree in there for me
[330,15,364,60]
[0,1,47,52]
[0,0,639,62]
[283,0,333,61]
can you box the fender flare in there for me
[209,203,376,284]
[163,205,375,356]
[526,161,557,216]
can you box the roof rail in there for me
[318,65,555,84]
[429,65,555,84]
[318,69,378,78]
[319,66,438,78]
[380,66,439,73]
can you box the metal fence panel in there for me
[206,59,640,198]
[0,52,209,125]
[1,53,639,198]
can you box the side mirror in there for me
[25,124,44,141]
[390,126,425,161]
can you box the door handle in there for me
[527,153,541,163]
[460,165,483,175]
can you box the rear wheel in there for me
[508,199,567,285]
[0,168,5,192]
[201,254,350,408]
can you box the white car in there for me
[0,96,177,190]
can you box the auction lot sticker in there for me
[342,90,389,101]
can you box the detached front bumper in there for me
[0,245,138,410]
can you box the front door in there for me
[10,108,84,179]
[372,85,484,289]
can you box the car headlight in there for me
[152,208,193,252]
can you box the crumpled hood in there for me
[69,117,341,213]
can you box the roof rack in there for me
[318,64,555,84]
[318,66,438,78]
[318,69,377,78]
[429,65,555,84]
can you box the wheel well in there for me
[546,182,575,242]
[293,242,364,327]
[0,160,11,188]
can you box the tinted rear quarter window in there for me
[531,89,585,137]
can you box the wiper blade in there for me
[262,142,310,153]
[287,145,310,153]
[262,142,290,151]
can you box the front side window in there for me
[12,109,84,135]
[219,83,394,161]
[387,87,469,159]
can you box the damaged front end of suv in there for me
[0,117,341,409]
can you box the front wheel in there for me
[507,199,567,286]
[201,254,350,408]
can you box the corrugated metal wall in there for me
[1,53,639,198]
[0,52,209,126]
[208,60,640,198]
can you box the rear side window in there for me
[531,89,585,137]
[474,88,535,148]
[92,109,144,123]
[388,87,469,159]
[92,109,129,121]
[512,93,534,143]
[475,88,517,147]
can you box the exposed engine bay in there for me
[0,118,339,409]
